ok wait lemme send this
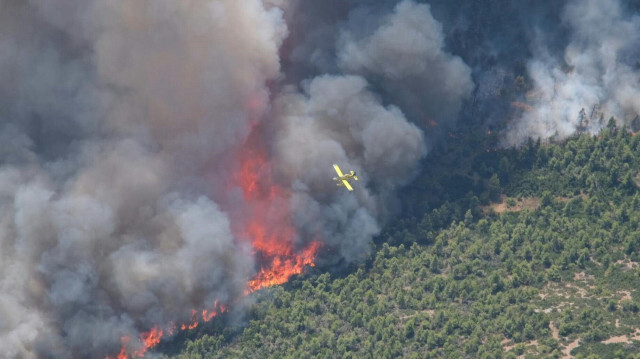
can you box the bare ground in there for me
[484,195,540,214]
[550,321,559,340]
[398,309,434,320]
[602,335,631,344]
[618,290,632,303]
[601,328,640,344]
[615,259,640,270]
[561,338,580,359]
[502,339,539,353]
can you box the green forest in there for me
[165,123,640,358]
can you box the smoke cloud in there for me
[13,0,638,357]
[0,0,474,354]
[505,0,640,145]
[337,1,473,127]
[0,0,284,357]
[266,0,474,264]
[272,75,425,261]
[0,0,457,356]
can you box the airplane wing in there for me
[333,164,344,177]
[342,180,354,191]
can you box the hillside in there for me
[166,125,640,358]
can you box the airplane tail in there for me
[350,171,358,181]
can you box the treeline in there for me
[167,125,640,358]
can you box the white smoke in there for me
[505,0,640,145]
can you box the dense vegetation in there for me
[166,124,640,358]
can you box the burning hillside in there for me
[9,0,640,358]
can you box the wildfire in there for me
[248,241,320,292]
[138,327,163,356]
[106,302,229,359]
[108,338,128,359]
[235,126,321,293]
[180,311,199,331]
[106,328,162,359]
[106,125,320,358]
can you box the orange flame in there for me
[106,337,129,359]
[202,301,226,321]
[136,327,163,356]
[107,121,320,359]
[247,241,320,292]
[180,310,199,331]
[234,129,321,293]
[106,302,231,358]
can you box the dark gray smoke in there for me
[7,0,637,357]
[0,0,283,357]
[272,75,426,261]
[0,0,454,356]
[337,1,473,127]
[269,0,472,263]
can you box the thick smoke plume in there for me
[271,0,472,263]
[0,0,469,357]
[0,0,284,357]
[337,1,473,127]
[505,0,640,144]
[273,75,425,261]
[9,0,637,357]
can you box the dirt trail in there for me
[601,328,640,344]
[561,338,580,359]
[602,335,630,344]
[618,290,632,303]
[549,321,559,340]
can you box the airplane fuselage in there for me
[332,171,357,181]
[332,164,358,191]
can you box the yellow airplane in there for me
[332,164,358,191]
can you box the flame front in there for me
[105,328,163,359]
[106,303,228,359]
[248,239,320,292]
[235,129,321,293]
[106,127,319,358]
